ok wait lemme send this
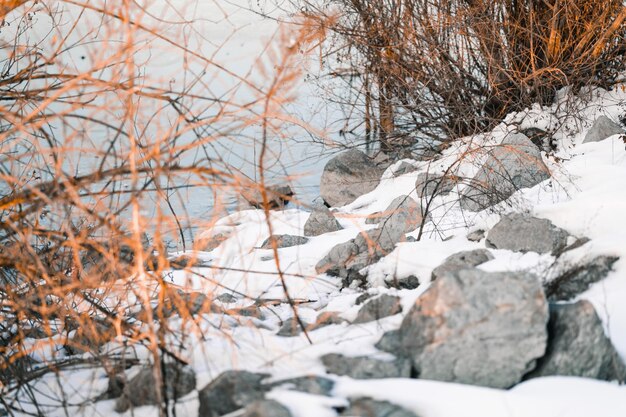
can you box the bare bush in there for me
[300,0,626,151]
[0,1,322,415]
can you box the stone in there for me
[460,133,550,211]
[277,317,308,337]
[391,161,418,177]
[583,116,624,143]
[241,184,294,209]
[376,195,426,234]
[216,293,238,303]
[304,205,343,236]
[260,235,309,249]
[308,311,346,331]
[341,398,418,417]
[525,301,626,382]
[431,249,494,281]
[197,232,230,252]
[115,363,196,412]
[365,212,382,224]
[353,295,402,324]
[545,256,619,301]
[385,274,420,290]
[198,371,269,417]
[320,149,383,206]
[520,127,556,152]
[375,330,403,354]
[316,200,417,286]
[321,354,411,380]
[242,400,292,417]
[315,239,360,278]
[268,376,335,396]
[466,229,485,242]
[486,213,569,254]
[414,173,458,197]
[380,268,548,388]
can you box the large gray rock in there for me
[341,398,418,417]
[242,400,292,417]
[460,133,550,211]
[353,294,402,324]
[320,149,383,206]
[583,116,624,143]
[115,363,196,412]
[431,249,494,281]
[379,268,548,388]
[415,173,457,197]
[526,301,626,382]
[198,371,269,417]
[545,255,619,301]
[260,235,308,249]
[321,353,411,380]
[486,213,569,254]
[304,206,343,236]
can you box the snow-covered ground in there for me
[9,83,626,417]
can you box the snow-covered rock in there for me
[430,249,494,281]
[583,115,624,143]
[460,133,550,211]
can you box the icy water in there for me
[3,1,346,248]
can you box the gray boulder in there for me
[431,249,494,281]
[526,301,626,382]
[583,116,624,143]
[268,376,335,396]
[460,133,550,211]
[198,371,269,417]
[391,161,419,177]
[341,398,418,417]
[304,206,342,236]
[379,268,548,388]
[415,173,457,197]
[486,213,569,254]
[321,353,410,380]
[320,149,383,207]
[545,256,619,301]
[242,400,292,417]
[353,294,403,324]
[115,363,196,412]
